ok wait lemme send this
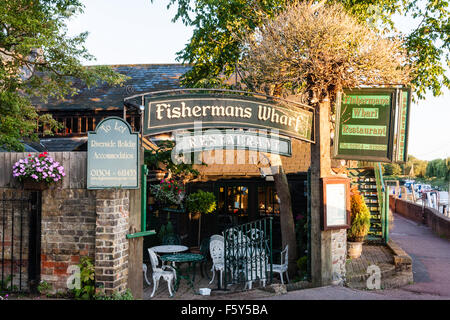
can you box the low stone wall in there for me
[390,196,450,240]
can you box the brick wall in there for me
[40,188,97,292]
[194,138,310,179]
[94,189,129,295]
[390,196,450,239]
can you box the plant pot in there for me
[347,241,363,259]
[147,170,166,182]
[22,179,49,191]
[190,212,201,220]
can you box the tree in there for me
[161,0,448,282]
[383,163,403,176]
[166,0,449,99]
[0,0,127,151]
[240,2,409,280]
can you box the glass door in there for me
[216,183,250,229]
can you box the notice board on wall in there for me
[320,177,351,231]
[87,117,139,189]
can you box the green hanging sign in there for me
[394,88,412,163]
[333,88,398,162]
[143,94,314,142]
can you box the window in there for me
[258,185,280,216]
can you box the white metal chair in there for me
[248,228,264,241]
[209,239,225,288]
[272,245,289,284]
[147,248,177,297]
[210,234,224,242]
[245,246,268,290]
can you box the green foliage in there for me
[294,213,308,258]
[144,140,200,180]
[95,289,134,300]
[0,275,17,293]
[186,190,217,215]
[296,256,308,279]
[165,0,289,88]
[37,280,52,296]
[348,187,371,242]
[158,220,175,243]
[383,163,403,176]
[426,158,448,180]
[150,178,186,208]
[73,256,95,300]
[0,0,127,151]
[164,0,449,100]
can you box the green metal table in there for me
[160,253,204,293]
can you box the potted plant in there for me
[149,178,186,210]
[12,152,65,190]
[145,140,201,182]
[186,190,216,246]
[347,186,371,259]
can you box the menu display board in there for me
[321,177,351,231]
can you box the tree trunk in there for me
[310,93,333,286]
[273,167,298,277]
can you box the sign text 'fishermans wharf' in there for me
[143,95,314,142]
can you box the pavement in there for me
[263,213,450,300]
[145,212,450,300]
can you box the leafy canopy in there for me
[0,0,127,151]
[240,2,411,100]
[165,0,449,100]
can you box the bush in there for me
[73,257,95,300]
[347,187,371,242]
[186,190,216,215]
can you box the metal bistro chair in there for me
[245,246,268,290]
[209,239,225,288]
[272,245,289,284]
[146,248,177,298]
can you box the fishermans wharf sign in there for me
[333,87,410,162]
[87,117,139,189]
[143,94,314,142]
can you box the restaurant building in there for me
[29,64,322,253]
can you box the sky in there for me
[66,0,449,161]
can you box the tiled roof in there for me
[38,137,88,151]
[33,64,191,111]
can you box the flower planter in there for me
[22,179,49,191]
[347,241,363,259]
[147,170,166,182]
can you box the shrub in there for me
[348,187,371,242]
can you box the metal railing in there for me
[1,192,37,293]
[222,217,273,289]
[374,163,389,243]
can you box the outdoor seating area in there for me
[143,221,287,299]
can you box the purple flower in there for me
[31,174,38,180]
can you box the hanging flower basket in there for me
[22,179,49,191]
[12,152,65,190]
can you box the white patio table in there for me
[150,245,189,254]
